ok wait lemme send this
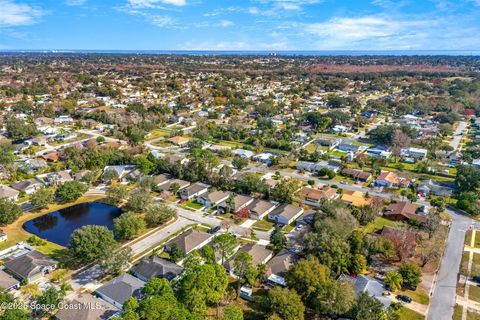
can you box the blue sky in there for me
[0,0,479,50]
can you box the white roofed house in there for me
[401,147,428,160]
[54,115,74,124]
[232,149,254,159]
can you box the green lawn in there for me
[460,251,470,276]
[362,217,402,234]
[474,231,480,248]
[469,285,480,303]
[396,307,425,320]
[146,129,171,141]
[252,217,275,231]
[468,310,480,320]
[466,230,473,246]
[454,305,463,320]
[399,288,430,305]
[472,253,480,278]
[181,200,203,210]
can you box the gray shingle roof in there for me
[132,257,183,281]
[95,274,145,306]
[4,250,57,280]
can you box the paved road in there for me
[427,208,472,320]
[129,216,192,255]
[450,121,468,151]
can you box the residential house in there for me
[225,243,273,273]
[95,274,145,309]
[131,256,184,282]
[102,165,136,181]
[152,174,172,188]
[375,171,410,188]
[297,186,338,206]
[157,179,190,193]
[315,138,341,149]
[266,249,296,287]
[341,190,373,207]
[41,151,60,162]
[164,229,213,261]
[232,149,254,159]
[217,195,254,214]
[30,137,48,146]
[180,182,210,200]
[336,141,361,153]
[197,191,230,209]
[10,179,43,195]
[268,204,304,226]
[366,145,392,159]
[252,153,275,165]
[383,201,426,224]
[341,168,372,182]
[246,199,277,220]
[55,295,117,320]
[339,274,391,308]
[0,270,19,291]
[166,153,189,165]
[296,160,342,173]
[417,179,454,197]
[4,250,57,282]
[168,136,190,147]
[0,185,20,201]
[22,159,48,172]
[401,147,428,160]
[38,170,73,186]
[54,116,74,124]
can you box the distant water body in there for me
[2,50,480,56]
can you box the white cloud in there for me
[248,7,259,14]
[0,0,45,26]
[297,14,480,50]
[219,20,234,27]
[128,0,186,8]
[149,15,175,27]
[65,0,87,6]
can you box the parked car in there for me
[396,295,412,303]
[208,226,221,234]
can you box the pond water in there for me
[23,202,122,247]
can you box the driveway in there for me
[427,208,472,320]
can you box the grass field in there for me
[454,305,463,320]
[399,288,430,305]
[469,285,480,302]
[396,307,425,320]
[468,310,480,320]
[146,129,171,141]
[252,217,275,231]
[362,217,402,234]
[181,200,203,210]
